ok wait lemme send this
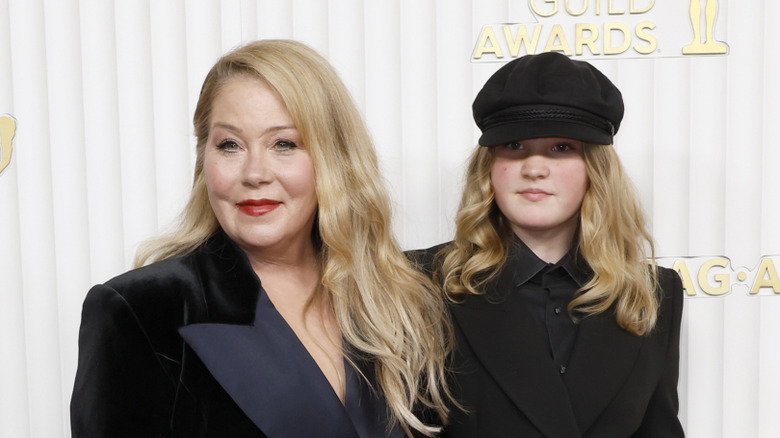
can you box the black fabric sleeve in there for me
[634,269,686,437]
[70,284,175,438]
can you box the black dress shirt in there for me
[504,237,592,375]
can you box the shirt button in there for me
[554,307,562,315]
[559,365,567,374]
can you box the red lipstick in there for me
[236,199,281,216]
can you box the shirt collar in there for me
[504,234,592,288]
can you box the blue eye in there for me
[274,140,297,151]
[216,139,240,151]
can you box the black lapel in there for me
[563,310,643,433]
[187,229,260,325]
[180,230,360,438]
[450,290,581,437]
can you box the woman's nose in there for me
[242,148,272,186]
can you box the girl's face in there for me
[490,137,589,245]
[204,76,318,259]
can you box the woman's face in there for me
[203,76,318,258]
[490,137,588,244]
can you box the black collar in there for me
[484,235,592,302]
[508,235,592,287]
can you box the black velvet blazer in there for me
[70,230,389,438]
[411,245,685,438]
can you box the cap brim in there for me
[478,120,613,146]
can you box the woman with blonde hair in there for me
[413,52,684,437]
[71,39,451,437]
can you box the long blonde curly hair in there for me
[439,143,659,336]
[135,39,452,436]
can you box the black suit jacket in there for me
[412,245,685,438]
[70,230,381,438]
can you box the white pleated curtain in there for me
[0,1,777,437]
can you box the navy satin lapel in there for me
[450,296,581,437]
[564,312,643,433]
[178,293,360,438]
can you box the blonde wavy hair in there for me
[439,143,659,336]
[135,40,451,436]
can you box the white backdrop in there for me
[0,1,778,437]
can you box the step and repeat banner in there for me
[1,1,778,437]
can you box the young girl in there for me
[415,52,684,437]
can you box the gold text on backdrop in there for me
[472,0,729,61]
[657,256,780,297]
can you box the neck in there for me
[248,244,318,275]
[514,226,576,264]
[242,234,318,270]
[243,239,322,305]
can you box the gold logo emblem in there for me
[683,0,728,54]
[0,114,16,175]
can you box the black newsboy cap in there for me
[473,52,624,146]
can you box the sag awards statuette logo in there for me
[683,0,727,54]
[472,0,729,61]
[0,114,15,175]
